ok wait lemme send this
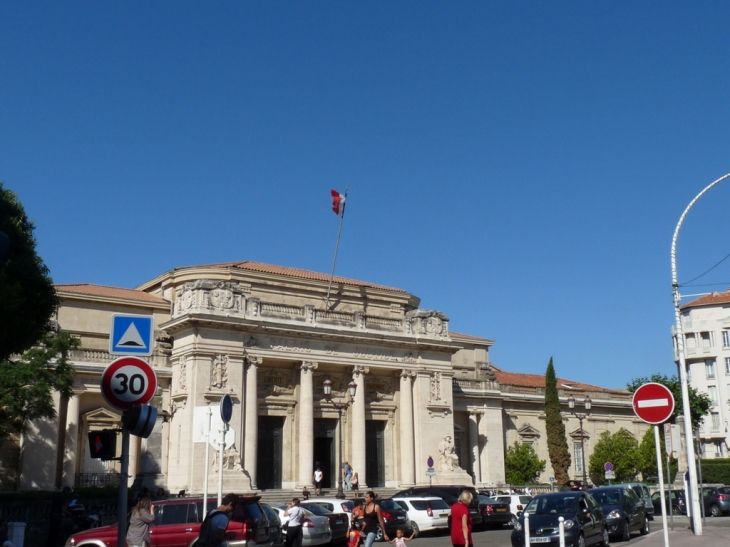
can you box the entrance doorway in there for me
[365,420,386,487]
[258,416,284,489]
[313,418,337,489]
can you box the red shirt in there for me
[450,502,472,545]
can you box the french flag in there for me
[331,189,346,217]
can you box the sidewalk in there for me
[635,520,730,547]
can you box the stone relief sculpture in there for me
[211,355,229,389]
[211,443,243,471]
[438,435,460,471]
[174,279,245,317]
[178,356,187,391]
[430,372,442,402]
[405,309,450,337]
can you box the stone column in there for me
[62,393,80,487]
[244,355,262,489]
[351,365,369,486]
[399,370,416,486]
[469,412,481,484]
[298,361,318,487]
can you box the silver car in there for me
[271,505,332,547]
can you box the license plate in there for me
[397,516,405,520]
[439,513,449,517]
[530,538,550,543]
[335,520,343,524]
[497,508,507,512]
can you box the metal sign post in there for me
[116,427,130,547]
[217,395,233,506]
[654,425,671,547]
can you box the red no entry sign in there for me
[101,356,157,411]
[632,382,675,424]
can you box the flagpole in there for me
[325,186,348,309]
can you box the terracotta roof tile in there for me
[55,284,169,304]
[682,290,730,309]
[493,368,622,393]
[175,260,406,293]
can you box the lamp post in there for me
[323,379,357,499]
[568,395,591,486]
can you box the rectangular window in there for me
[686,333,697,350]
[712,412,721,430]
[706,360,716,379]
[726,358,730,375]
[724,331,730,348]
[708,386,718,404]
[574,443,584,474]
[716,441,724,457]
[701,332,713,351]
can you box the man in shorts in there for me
[313,467,324,496]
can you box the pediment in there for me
[568,427,589,440]
[83,407,122,424]
[517,424,541,439]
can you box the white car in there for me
[493,494,532,525]
[392,497,451,533]
[304,498,355,515]
[271,504,333,547]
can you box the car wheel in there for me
[672,506,680,516]
[374,525,384,542]
[576,532,586,547]
[640,518,649,536]
[410,522,419,536]
[601,527,610,547]
[622,521,630,542]
[711,504,721,518]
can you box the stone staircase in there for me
[255,488,402,505]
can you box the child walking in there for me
[387,528,416,547]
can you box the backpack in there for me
[194,510,228,547]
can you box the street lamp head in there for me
[584,395,591,411]
[348,381,357,398]
[323,379,333,397]
[568,395,575,409]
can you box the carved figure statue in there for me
[438,435,460,471]
[211,355,228,389]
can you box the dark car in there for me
[651,490,687,516]
[261,502,285,547]
[358,498,413,541]
[702,486,730,517]
[511,491,609,547]
[64,495,273,547]
[588,486,649,540]
[477,495,513,528]
[392,485,483,526]
[300,502,349,542]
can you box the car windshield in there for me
[302,503,330,515]
[525,495,578,515]
[478,496,499,504]
[592,491,622,505]
[519,496,533,504]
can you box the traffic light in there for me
[88,430,117,459]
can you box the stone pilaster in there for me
[351,365,369,486]
[298,361,318,487]
[244,355,262,489]
[399,370,416,486]
[469,412,481,484]
[62,393,80,487]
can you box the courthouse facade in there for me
[3,261,647,492]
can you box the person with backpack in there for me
[194,493,239,547]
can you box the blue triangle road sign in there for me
[110,314,154,356]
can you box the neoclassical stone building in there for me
[3,261,647,492]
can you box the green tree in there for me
[505,441,547,484]
[627,374,711,429]
[0,182,59,361]
[588,428,640,485]
[636,427,669,479]
[545,357,571,485]
[0,330,78,438]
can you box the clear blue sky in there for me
[4,2,730,389]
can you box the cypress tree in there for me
[545,357,571,485]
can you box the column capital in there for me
[397,369,416,379]
[350,365,370,377]
[299,361,318,373]
[245,354,263,367]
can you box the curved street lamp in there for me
[323,379,357,499]
[567,395,591,486]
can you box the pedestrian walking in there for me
[350,470,359,496]
[126,497,154,547]
[284,498,306,547]
[194,493,239,547]
[344,461,352,490]
[361,491,389,547]
[449,491,473,547]
[387,528,416,547]
[313,466,324,496]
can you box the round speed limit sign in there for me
[101,356,157,411]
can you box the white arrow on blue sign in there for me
[110,314,154,356]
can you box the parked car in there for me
[650,490,686,516]
[300,502,349,542]
[392,497,450,533]
[305,498,356,515]
[702,486,730,517]
[477,495,513,528]
[588,486,649,540]
[392,485,483,526]
[261,502,285,547]
[271,505,332,547]
[494,494,533,526]
[511,491,609,547]
[613,483,654,520]
[367,498,413,541]
[65,495,273,547]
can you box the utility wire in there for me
[680,250,730,286]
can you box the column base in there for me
[431,469,474,486]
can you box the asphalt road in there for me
[404,517,730,547]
